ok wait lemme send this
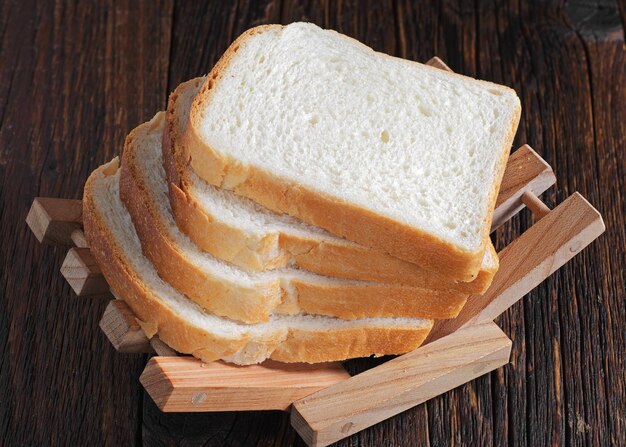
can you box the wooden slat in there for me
[290,322,512,447]
[25,197,83,245]
[140,357,351,412]
[99,299,179,357]
[99,300,153,353]
[60,247,111,298]
[427,192,605,342]
[102,299,350,412]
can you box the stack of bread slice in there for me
[83,23,521,365]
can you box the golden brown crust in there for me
[183,24,518,281]
[168,181,288,271]
[294,280,467,320]
[270,325,431,363]
[167,79,498,293]
[82,160,432,364]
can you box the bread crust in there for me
[83,160,432,364]
[122,114,470,323]
[167,78,498,293]
[183,25,520,282]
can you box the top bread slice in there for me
[166,78,499,294]
[83,158,432,364]
[182,23,520,281]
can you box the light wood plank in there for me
[425,56,451,71]
[140,357,351,412]
[521,191,551,220]
[291,322,511,447]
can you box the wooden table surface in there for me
[1,1,624,445]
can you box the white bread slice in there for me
[166,78,498,294]
[82,158,433,364]
[121,113,468,323]
[183,23,520,281]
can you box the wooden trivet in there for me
[25,57,604,447]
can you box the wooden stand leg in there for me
[26,197,83,245]
[149,337,178,357]
[61,247,111,298]
[70,229,89,248]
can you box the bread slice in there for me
[83,158,433,364]
[182,23,520,281]
[166,78,499,294]
[121,113,469,323]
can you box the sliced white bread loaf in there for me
[83,158,433,364]
[121,113,469,323]
[182,23,520,281]
[166,78,498,293]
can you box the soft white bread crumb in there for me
[187,23,520,279]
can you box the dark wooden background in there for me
[1,0,624,446]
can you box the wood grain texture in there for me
[292,322,512,447]
[70,229,89,248]
[149,337,179,357]
[520,191,551,220]
[2,0,624,446]
[1,1,172,445]
[141,358,350,412]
